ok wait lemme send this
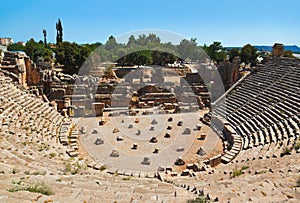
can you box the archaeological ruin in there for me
[0,44,299,202]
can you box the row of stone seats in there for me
[213,58,300,152]
[58,121,80,157]
[234,135,298,164]
[0,72,72,155]
[0,72,79,175]
[221,134,242,164]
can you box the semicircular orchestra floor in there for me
[76,109,220,173]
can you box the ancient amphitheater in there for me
[0,50,300,202]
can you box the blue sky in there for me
[0,0,299,46]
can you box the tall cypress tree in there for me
[43,29,47,47]
[56,18,63,44]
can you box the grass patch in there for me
[49,153,56,158]
[22,126,29,131]
[23,171,45,176]
[297,178,300,187]
[37,143,50,152]
[99,165,107,171]
[280,147,292,157]
[232,168,242,178]
[122,177,131,181]
[294,142,300,150]
[12,168,18,174]
[187,195,210,203]
[32,171,46,176]
[64,160,87,175]
[241,165,249,170]
[231,165,249,178]
[8,180,54,196]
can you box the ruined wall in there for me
[183,73,204,85]
[0,52,28,87]
[25,57,40,85]
[218,57,241,91]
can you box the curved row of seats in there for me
[0,75,65,139]
[0,72,77,172]
[213,58,300,157]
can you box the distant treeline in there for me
[7,33,265,75]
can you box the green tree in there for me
[116,34,179,66]
[127,35,136,48]
[240,44,258,65]
[177,38,198,61]
[117,50,152,67]
[25,39,53,62]
[203,42,227,63]
[7,43,26,52]
[104,35,122,61]
[135,50,152,66]
[136,34,147,46]
[151,51,178,66]
[55,42,91,74]
[145,33,161,49]
[24,39,36,59]
[228,48,240,62]
[105,35,118,50]
[55,42,79,74]
[116,48,128,67]
[56,18,63,44]
[35,45,53,61]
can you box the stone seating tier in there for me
[213,58,300,158]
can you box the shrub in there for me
[294,142,300,150]
[187,195,210,203]
[8,181,54,196]
[99,165,107,171]
[49,153,56,158]
[64,160,85,175]
[231,165,249,178]
[232,168,242,178]
[281,147,292,157]
[122,177,131,181]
